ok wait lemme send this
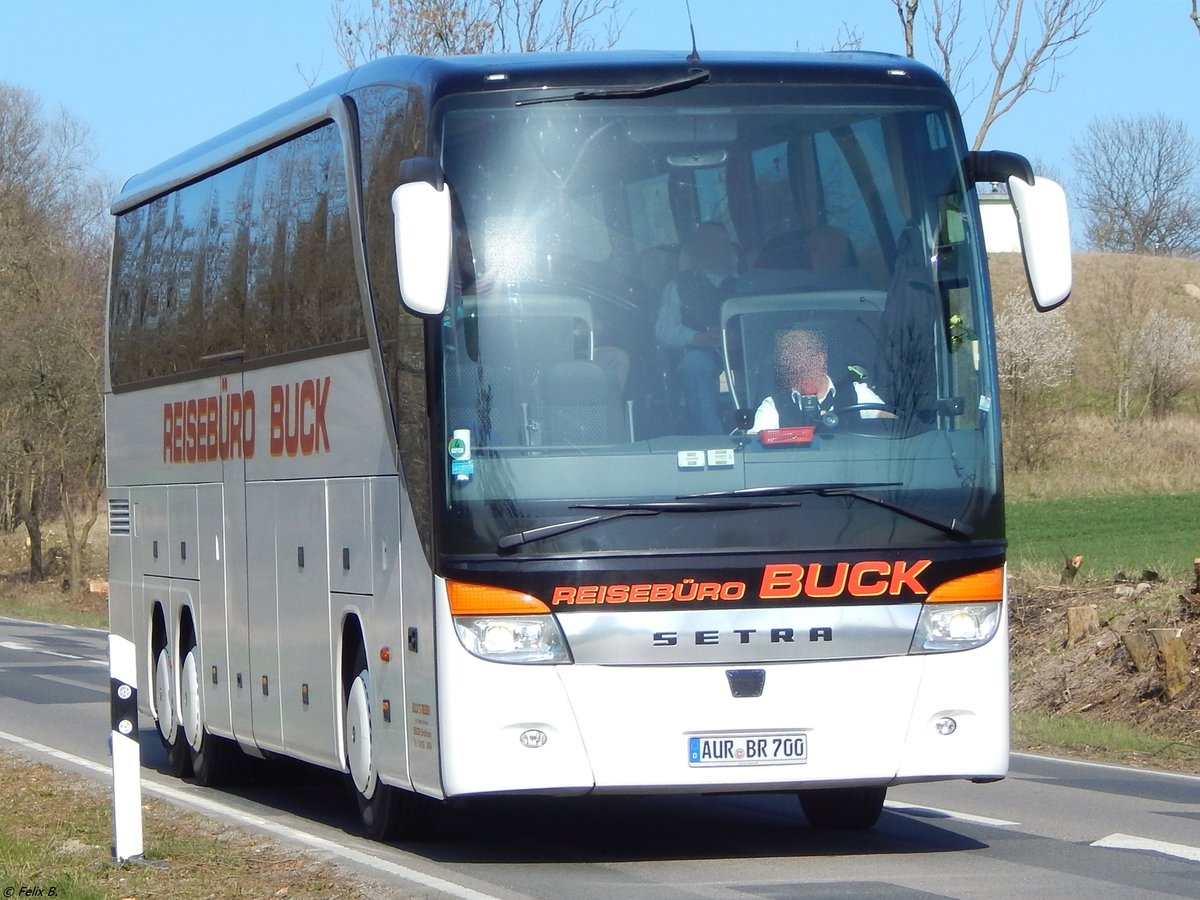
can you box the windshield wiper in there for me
[497,498,785,552]
[515,67,710,106]
[677,483,973,539]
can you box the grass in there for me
[1006,491,1200,583]
[1012,712,1200,771]
[0,578,108,629]
[0,750,367,900]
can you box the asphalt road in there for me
[2,615,1198,899]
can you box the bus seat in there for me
[444,362,521,447]
[536,360,626,446]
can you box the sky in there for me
[0,0,1196,199]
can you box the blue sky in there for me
[0,0,1196,196]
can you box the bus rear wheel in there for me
[180,645,241,786]
[344,652,437,841]
[798,785,887,831]
[153,646,192,777]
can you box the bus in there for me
[105,50,1071,839]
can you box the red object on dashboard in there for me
[758,426,815,446]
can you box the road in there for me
[2,615,1198,898]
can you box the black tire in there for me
[191,729,243,786]
[180,645,244,786]
[345,646,439,841]
[798,785,887,831]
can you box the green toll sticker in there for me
[448,437,468,459]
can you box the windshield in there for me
[433,83,1000,557]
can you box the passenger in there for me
[655,222,738,434]
[803,225,852,271]
[749,329,891,433]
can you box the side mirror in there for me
[1007,175,1072,311]
[963,150,1072,312]
[391,158,451,316]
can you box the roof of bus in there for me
[112,50,951,214]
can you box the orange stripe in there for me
[447,580,550,615]
[925,566,1005,604]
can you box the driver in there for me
[748,329,891,432]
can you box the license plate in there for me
[687,732,808,767]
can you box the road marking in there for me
[0,640,106,665]
[884,800,1020,828]
[0,729,502,900]
[1092,832,1200,863]
[35,673,110,695]
[1013,751,1200,784]
[0,615,107,635]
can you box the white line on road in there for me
[1013,751,1200,784]
[0,728,503,900]
[1092,832,1200,863]
[0,640,106,664]
[883,801,1022,830]
[884,800,1020,828]
[35,673,111,695]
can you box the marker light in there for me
[447,581,571,664]
[910,567,1004,654]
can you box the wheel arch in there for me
[340,612,367,700]
[148,600,169,722]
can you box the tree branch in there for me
[891,0,921,57]
[972,0,1105,150]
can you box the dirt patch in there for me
[1009,572,1200,772]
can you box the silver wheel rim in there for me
[180,649,203,752]
[154,647,177,743]
[345,672,377,798]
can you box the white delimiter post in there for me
[109,633,144,861]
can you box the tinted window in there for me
[109,121,362,388]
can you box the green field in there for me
[1005,491,1200,582]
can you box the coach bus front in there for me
[395,55,1069,825]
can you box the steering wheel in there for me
[827,402,902,436]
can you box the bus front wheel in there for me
[344,651,437,841]
[798,785,887,831]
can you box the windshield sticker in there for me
[449,428,474,483]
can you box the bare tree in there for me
[821,23,864,52]
[923,0,980,98]
[1080,256,1200,420]
[891,0,920,56]
[1133,309,1200,418]
[994,288,1076,468]
[1071,113,1200,257]
[1193,0,1200,37]
[331,0,627,65]
[0,83,107,590]
[886,0,1104,150]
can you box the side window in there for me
[109,121,364,388]
[812,120,904,283]
[752,142,799,239]
[693,166,734,240]
[625,174,677,250]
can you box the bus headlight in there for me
[910,602,1001,653]
[446,580,572,664]
[454,615,571,663]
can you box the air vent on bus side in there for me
[108,500,132,536]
